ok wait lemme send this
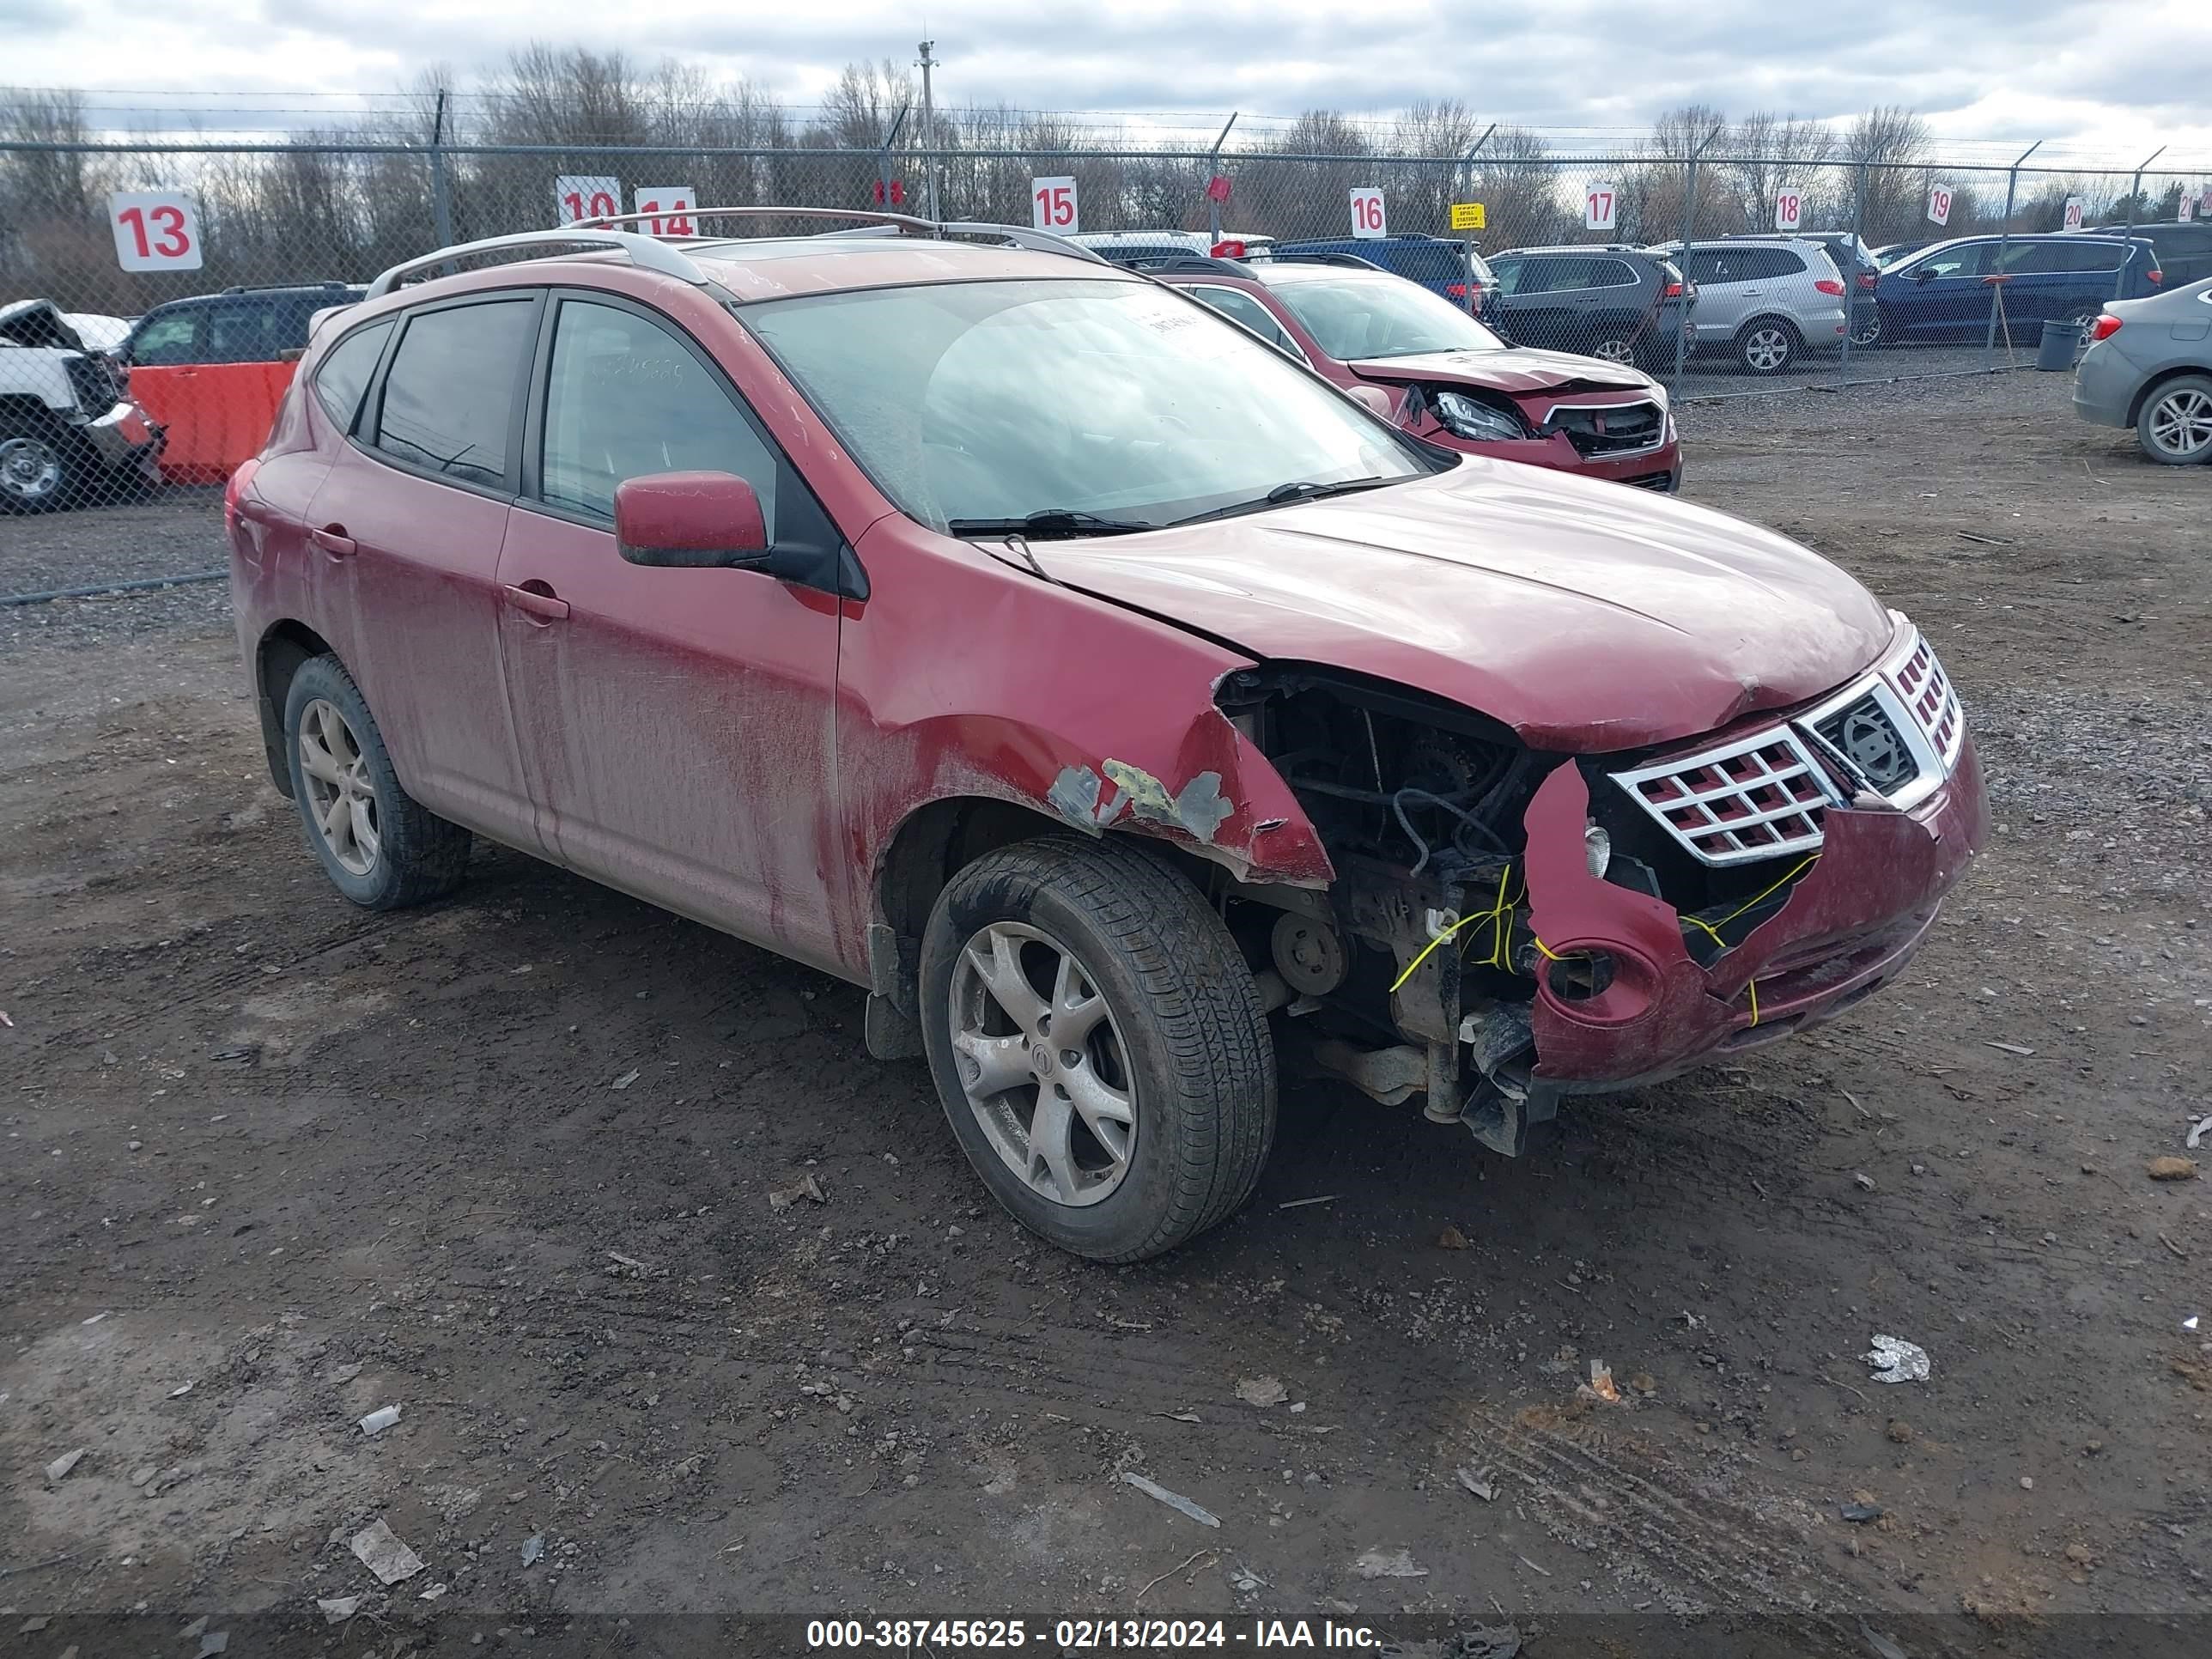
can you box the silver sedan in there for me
[2073,274,2212,465]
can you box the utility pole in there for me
[1983,138,2041,353]
[1459,123,1497,317]
[1205,111,1237,246]
[916,39,940,221]
[2116,144,2165,303]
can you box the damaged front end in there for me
[1213,620,1986,1156]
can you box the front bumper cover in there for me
[1519,735,1986,1086]
[75,400,166,472]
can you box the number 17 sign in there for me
[1584,183,1618,232]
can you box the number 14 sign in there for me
[108,191,203,271]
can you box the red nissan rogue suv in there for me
[227,210,1985,1261]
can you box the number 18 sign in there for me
[108,191,203,271]
[1774,188,1803,232]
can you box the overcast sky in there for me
[7,0,2209,167]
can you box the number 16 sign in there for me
[109,191,203,271]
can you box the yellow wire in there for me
[1681,854,1822,947]
[1389,911,1482,994]
[1747,977,1760,1026]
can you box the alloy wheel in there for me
[2146,386,2212,460]
[1743,326,1792,373]
[1850,312,1882,348]
[297,698,380,876]
[948,920,1136,1208]
[1591,337,1636,365]
[0,435,62,505]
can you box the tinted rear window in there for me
[313,320,393,431]
[372,300,536,488]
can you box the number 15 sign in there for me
[109,191,203,271]
[1031,176,1079,233]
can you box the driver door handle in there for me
[309,524,355,557]
[502,582,570,623]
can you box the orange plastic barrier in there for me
[129,360,299,483]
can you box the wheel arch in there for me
[255,619,334,796]
[2126,364,2212,430]
[1736,312,1805,345]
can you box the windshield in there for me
[742,278,1430,533]
[1266,276,1504,362]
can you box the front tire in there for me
[0,411,88,514]
[920,836,1275,1262]
[1735,318,1800,375]
[282,653,471,908]
[2136,374,2212,466]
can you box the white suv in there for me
[0,300,165,512]
[1649,238,1850,375]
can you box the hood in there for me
[63,313,131,353]
[1346,346,1656,399]
[0,299,88,353]
[1040,460,1894,754]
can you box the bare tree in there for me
[1728,112,1836,229]
[1842,106,1933,243]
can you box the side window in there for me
[1534,258,1594,293]
[129,309,199,365]
[1682,250,1728,285]
[372,298,537,489]
[1919,244,1990,279]
[1189,286,1295,352]
[1591,259,1639,289]
[1753,249,1807,279]
[538,299,780,530]
[1488,258,1525,295]
[312,320,394,432]
[205,302,278,364]
[2057,241,2121,274]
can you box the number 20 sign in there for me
[109,191,203,271]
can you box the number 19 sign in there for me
[1927,185,1954,227]
[1349,186,1387,239]
[1032,176,1079,234]
[1584,183,1618,232]
[109,191,203,271]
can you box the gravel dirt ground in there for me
[3,369,2209,1657]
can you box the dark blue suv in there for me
[1874,234,2162,344]
[1267,234,1495,313]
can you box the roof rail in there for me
[573,205,1110,265]
[1256,251,1386,272]
[1091,252,1251,278]
[365,228,708,299]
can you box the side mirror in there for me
[615,471,769,569]
[1346,385,1401,421]
[1911,268,1936,284]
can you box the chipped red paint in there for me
[1520,738,1987,1085]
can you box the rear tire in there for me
[1735,317,1801,375]
[1587,322,1640,368]
[920,836,1275,1262]
[282,653,472,908]
[2136,374,2212,466]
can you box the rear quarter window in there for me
[313,320,393,431]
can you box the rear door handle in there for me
[501,583,570,623]
[309,524,355,557]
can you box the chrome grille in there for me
[1540,398,1666,458]
[1613,623,1967,867]
[1886,633,1963,765]
[1623,470,1674,491]
[1611,728,1838,866]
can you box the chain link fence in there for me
[4,134,2208,518]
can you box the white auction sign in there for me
[1926,184,1954,227]
[1584,182,1618,232]
[2181,190,2198,224]
[1774,187,1803,232]
[556,176,621,226]
[108,190,204,272]
[1348,186,1387,239]
[633,187,697,238]
[2062,197,2084,232]
[1030,176,1079,233]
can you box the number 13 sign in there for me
[109,191,203,271]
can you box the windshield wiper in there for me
[945,508,1153,540]
[1170,475,1406,526]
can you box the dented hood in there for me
[0,298,89,353]
[1042,459,1894,754]
[1346,345,1656,398]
